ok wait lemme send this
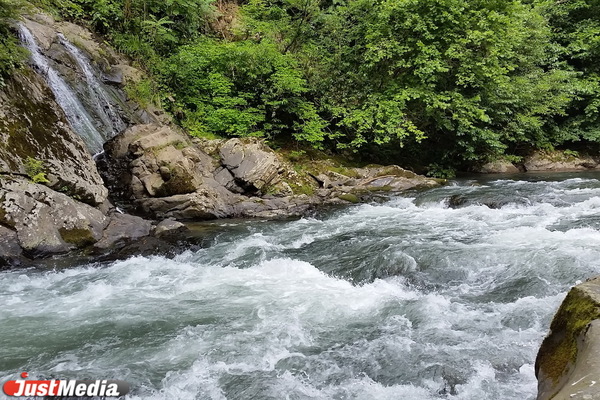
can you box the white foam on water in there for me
[4,176,600,399]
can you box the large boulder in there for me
[0,68,108,205]
[0,177,108,257]
[219,138,283,192]
[477,160,520,174]
[536,278,600,400]
[101,124,310,220]
[524,151,599,172]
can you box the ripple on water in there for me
[3,174,600,399]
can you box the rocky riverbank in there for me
[478,151,600,174]
[0,12,441,268]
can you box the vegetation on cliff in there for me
[0,0,26,85]
[2,0,600,174]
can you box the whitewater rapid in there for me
[2,174,600,399]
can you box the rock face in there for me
[524,151,600,172]
[0,177,108,258]
[101,124,443,221]
[219,139,282,192]
[536,278,600,400]
[0,68,108,205]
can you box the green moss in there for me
[536,287,600,386]
[338,193,359,203]
[59,227,96,247]
[287,181,315,196]
[329,166,360,178]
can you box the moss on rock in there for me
[536,283,600,392]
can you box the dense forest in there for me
[1,0,599,175]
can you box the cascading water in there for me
[57,33,126,137]
[18,25,126,154]
[18,25,105,153]
[2,173,600,400]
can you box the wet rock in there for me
[93,213,152,250]
[153,219,188,239]
[447,195,468,208]
[536,277,600,400]
[0,177,107,257]
[102,66,123,86]
[0,225,24,268]
[0,68,108,205]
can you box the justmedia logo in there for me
[3,372,130,397]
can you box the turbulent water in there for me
[3,174,600,400]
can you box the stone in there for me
[102,67,123,86]
[220,138,282,192]
[478,160,520,174]
[153,219,188,239]
[94,213,152,250]
[0,68,108,205]
[0,177,107,257]
[0,225,24,268]
[524,151,599,172]
[536,278,600,400]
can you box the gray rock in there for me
[220,138,281,192]
[536,277,600,400]
[0,225,24,268]
[94,213,152,250]
[478,160,520,174]
[102,67,123,86]
[0,177,107,257]
[524,151,599,172]
[0,68,108,205]
[153,219,188,239]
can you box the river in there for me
[2,173,600,399]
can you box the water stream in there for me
[18,25,125,154]
[2,173,600,399]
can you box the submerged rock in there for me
[536,277,600,400]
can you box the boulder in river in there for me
[536,277,600,400]
[0,177,108,258]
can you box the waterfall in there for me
[18,24,125,155]
[57,33,126,136]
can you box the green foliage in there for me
[36,0,600,171]
[0,0,27,85]
[24,157,50,184]
[124,78,160,108]
[426,163,456,179]
[159,38,329,144]
[539,0,600,144]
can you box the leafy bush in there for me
[24,157,50,184]
[159,38,329,145]
[0,0,27,85]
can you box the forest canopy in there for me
[2,0,600,173]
